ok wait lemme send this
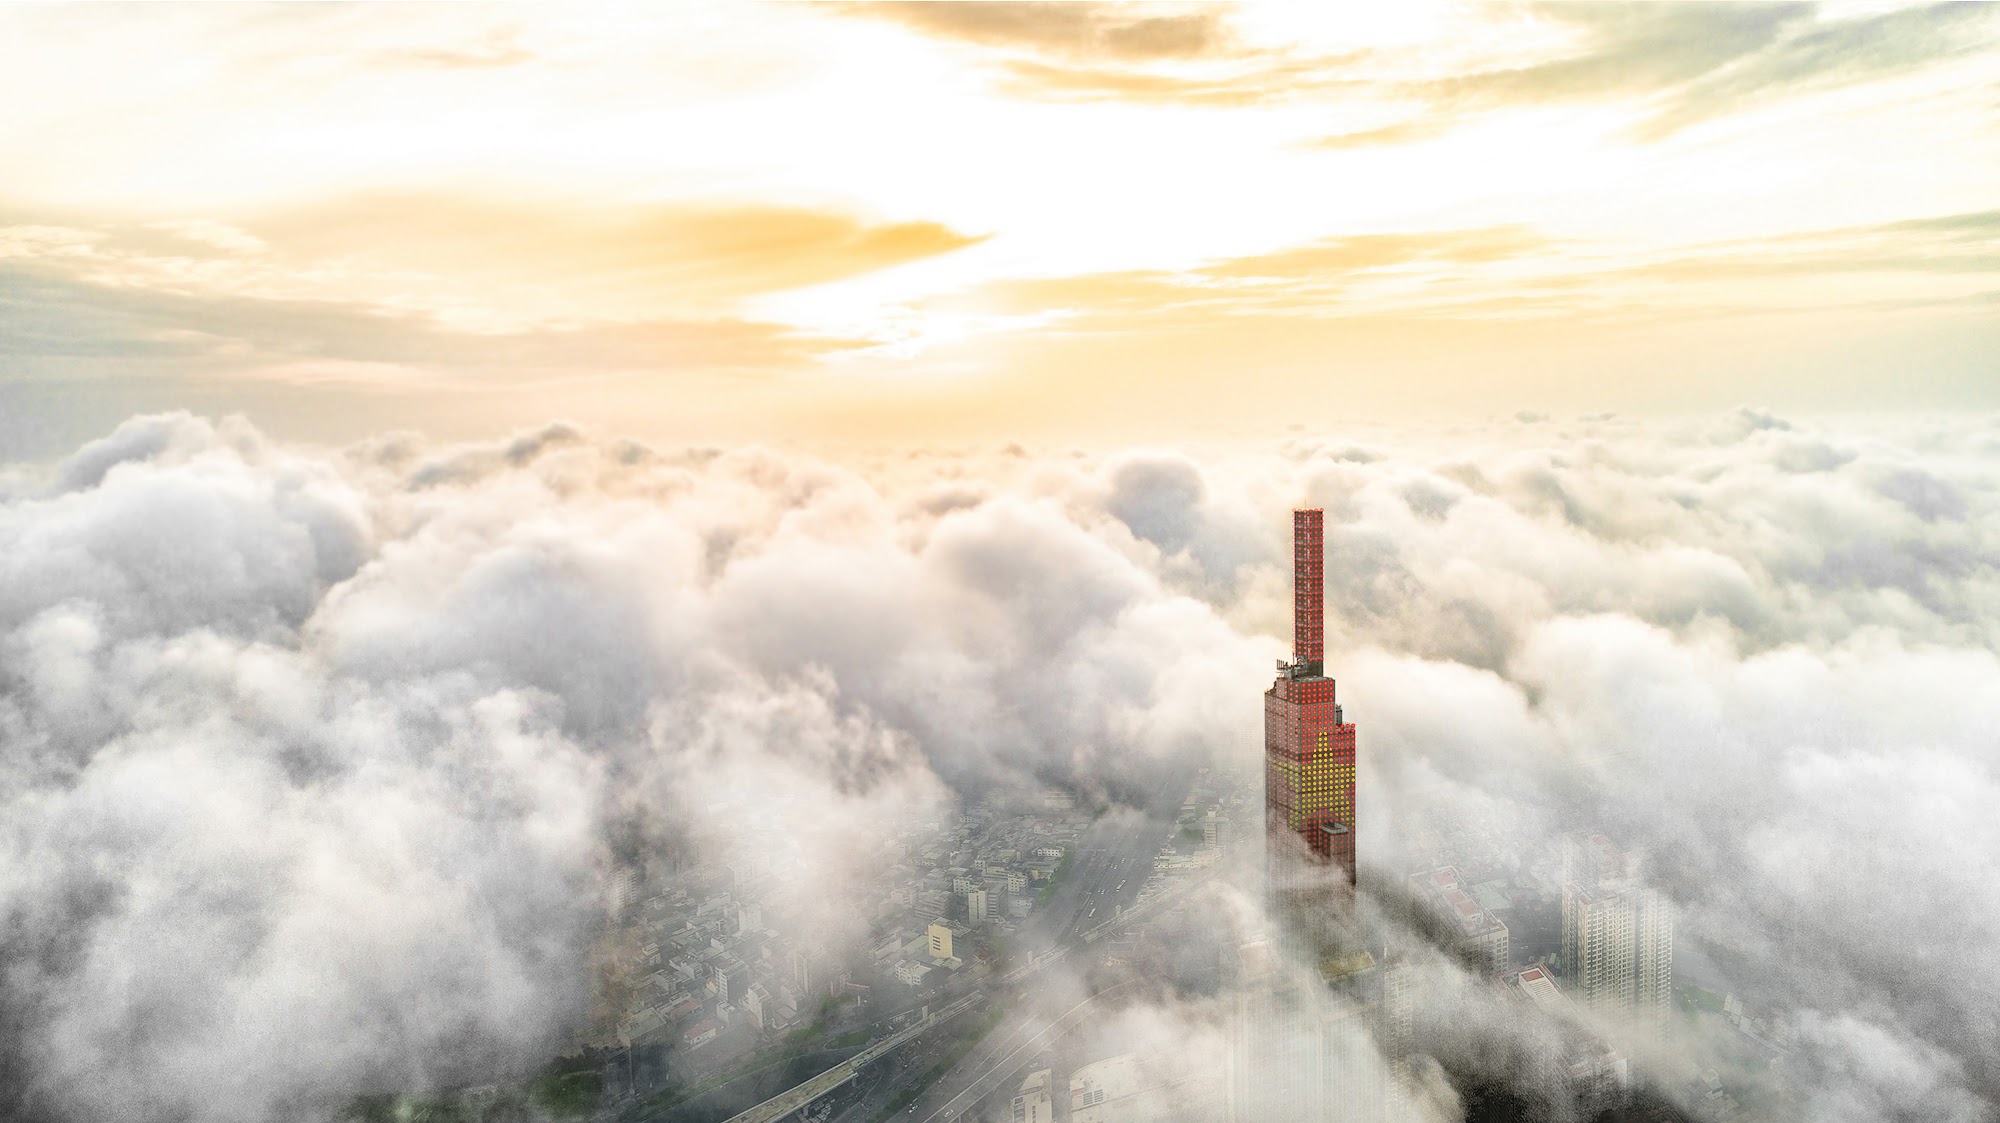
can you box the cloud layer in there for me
[2,408,1998,1120]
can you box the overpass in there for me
[915,981,1138,1123]
[709,991,985,1123]
[707,943,1070,1123]
[709,875,1208,1123]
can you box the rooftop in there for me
[1413,866,1505,938]
[1514,968,1568,1016]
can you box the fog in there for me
[1,408,1995,1121]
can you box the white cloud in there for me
[1,408,1997,1119]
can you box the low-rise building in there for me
[1011,1068,1054,1123]
[1411,866,1510,976]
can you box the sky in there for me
[2,1,1999,453]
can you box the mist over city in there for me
[5,409,1996,1121]
[3,4,1998,1123]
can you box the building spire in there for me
[1293,508,1324,675]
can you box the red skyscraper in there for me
[1265,508,1357,882]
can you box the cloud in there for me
[4,409,2000,1119]
[1650,2,2000,137]
[368,26,536,71]
[0,415,1272,1118]
[1204,226,1549,281]
[948,225,1556,333]
[835,0,1371,106]
[1603,209,2000,299]
[247,194,988,309]
[0,263,855,385]
[0,196,986,385]
[843,2,1232,62]
[1422,4,1811,110]
[1422,3,1998,138]
[1308,118,1457,150]
[928,206,2000,351]
[990,52,1367,106]
[843,0,1998,142]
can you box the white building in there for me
[612,866,641,915]
[1011,1068,1055,1123]
[1560,833,1674,1032]
[1204,811,1227,848]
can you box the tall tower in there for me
[1265,508,1358,884]
[1234,514,1381,1122]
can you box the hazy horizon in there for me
[2,2,1997,451]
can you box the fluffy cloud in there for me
[0,413,1257,1121]
[1,408,1997,1121]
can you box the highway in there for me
[709,993,986,1123]
[910,982,1135,1123]
[1023,770,1188,952]
[693,763,1196,1123]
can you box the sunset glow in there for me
[2,3,1996,447]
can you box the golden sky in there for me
[1,2,1997,447]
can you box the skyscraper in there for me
[1266,508,1358,884]
[1231,509,1382,1123]
[1560,832,1674,1034]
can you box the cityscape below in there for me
[423,508,1756,1123]
[0,408,1978,1123]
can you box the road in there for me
[696,762,1198,1123]
[1023,770,1187,952]
[704,994,986,1123]
[837,772,1193,1123]
[849,769,1192,1123]
[910,983,1133,1123]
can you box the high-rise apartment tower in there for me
[1265,508,1358,882]
[1560,833,1674,1034]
